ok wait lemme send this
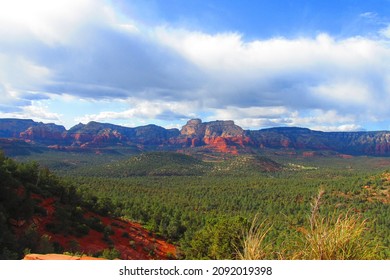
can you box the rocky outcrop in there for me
[20,124,66,144]
[176,119,247,153]
[0,119,66,144]
[65,122,132,146]
[180,118,204,137]
[180,119,244,138]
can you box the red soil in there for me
[23,254,106,260]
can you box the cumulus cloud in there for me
[0,0,112,45]
[0,101,61,123]
[209,107,363,132]
[0,0,202,110]
[156,29,390,112]
[75,99,199,124]
[1,0,390,131]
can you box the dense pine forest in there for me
[2,149,390,259]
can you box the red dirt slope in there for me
[24,254,105,260]
[28,195,176,260]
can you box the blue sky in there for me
[1,0,390,131]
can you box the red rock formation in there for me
[69,133,94,144]
[180,119,203,137]
[6,118,390,156]
[302,151,316,157]
[20,125,65,142]
[203,136,239,154]
[191,138,201,147]
[180,119,244,138]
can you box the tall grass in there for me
[239,189,379,260]
[295,211,376,259]
[296,188,378,260]
[237,215,272,260]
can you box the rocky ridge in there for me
[2,118,390,156]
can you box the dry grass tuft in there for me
[239,189,379,260]
[237,215,272,260]
[297,212,376,259]
[296,189,379,260]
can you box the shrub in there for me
[86,217,105,232]
[101,248,121,260]
[129,240,137,250]
[74,223,90,237]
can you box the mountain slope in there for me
[0,152,175,259]
[248,127,390,155]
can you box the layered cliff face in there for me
[20,124,66,144]
[3,118,390,156]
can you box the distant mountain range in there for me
[2,118,390,156]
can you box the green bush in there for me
[101,248,121,260]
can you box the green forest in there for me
[2,150,390,259]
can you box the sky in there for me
[1,0,390,131]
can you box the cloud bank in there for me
[1,0,390,131]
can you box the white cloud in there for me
[310,81,371,105]
[208,108,363,131]
[0,101,61,123]
[289,110,356,125]
[380,25,390,38]
[311,124,363,132]
[23,103,62,121]
[0,54,51,90]
[0,0,113,46]
[210,106,289,120]
[75,99,199,124]
[156,30,387,77]
[359,12,378,19]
